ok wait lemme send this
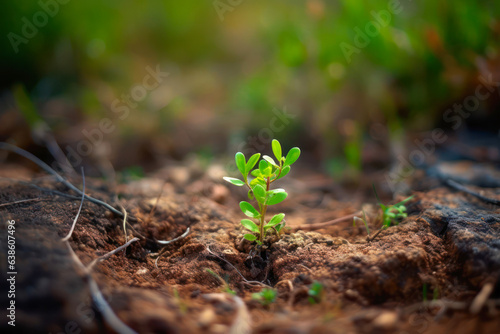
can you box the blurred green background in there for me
[1,0,499,176]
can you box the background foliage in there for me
[1,0,499,174]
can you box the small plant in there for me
[223,139,300,245]
[353,210,370,235]
[308,281,324,304]
[205,268,236,295]
[252,288,277,306]
[373,185,413,228]
[172,288,188,314]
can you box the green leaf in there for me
[266,213,285,227]
[248,189,254,200]
[235,152,246,177]
[251,169,262,178]
[272,139,282,161]
[263,155,277,166]
[250,177,265,187]
[241,219,259,232]
[276,165,290,180]
[246,153,261,174]
[240,201,260,218]
[259,159,273,177]
[223,177,245,186]
[284,147,301,166]
[252,184,266,203]
[266,189,288,205]
[268,188,286,195]
[394,195,414,206]
[259,160,270,174]
[244,234,257,241]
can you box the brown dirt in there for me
[0,161,499,334]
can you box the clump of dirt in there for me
[0,161,499,333]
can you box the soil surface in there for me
[0,160,499,334]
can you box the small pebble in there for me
[373,311,398,330]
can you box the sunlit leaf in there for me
[276,165,290,180]
[284,147,300,166]
[250,177,266,188]
[263,155,277,166]
[240,201,260,218]
[241,219,259,232]
[251,169,262,178]
[266,189,288,205]
[223,177,245,186]
[244,234,257,241]
[235,152,246,176]
[246,153,261,174]
[265,213,285,227]
[252,184,266,203]
[259,160,270,174]
[272,139,282,161]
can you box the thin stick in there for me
[366,227,385,242]
[87,237,140,271]
[156,227,190,245]
[61,168,86,242]
[120,205,128,243]
[65,242,137,334]
[445,179,500,205]
[0,197,46,207]
[0,142,129,218]
[470,282,494,314]
[292,212,360,231]
[125,222,148,240]
[154,228,191,269]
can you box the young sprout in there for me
[308,281,324,305]
[205,268,236,295]
[353,210,370,235]
[373,185,413,228]
[224,139,300,246]
[252,288,277,306]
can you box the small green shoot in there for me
[433,287,439,301]
[373,185,414,228]
[252,288,277,306]
[205,268,236,295]
[224,139,300,246]
[308,281,324,305]
[173,288,188,314]
[353,210,370,235]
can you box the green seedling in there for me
[205,268,236,295]
[173,288,188,314]
[308,281,324,305]
[224,139,300,245]
[252,288,277,306]
[353,210,370,235]
[373,185,413,228]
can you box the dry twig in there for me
[0,142,133,219]
[292,212,360,231]
[445,179,500,205]
[61,168,86,242]
[65,241,138,334]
